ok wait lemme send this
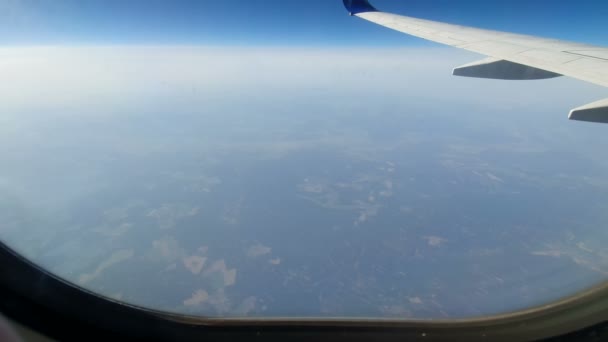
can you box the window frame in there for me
[1,241,608,341]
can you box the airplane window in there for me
[1,0,608,328]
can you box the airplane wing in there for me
[343,0,608,123]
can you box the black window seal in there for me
[1,240,608,342]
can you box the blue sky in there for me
[1,0,607,46]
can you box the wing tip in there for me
[343,0,377,15]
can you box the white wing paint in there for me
[343,0,608,123]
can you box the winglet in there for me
[343,0,377,16]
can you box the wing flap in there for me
[569,98,608,123]
[453,58,562,80]
[565,50,608,60]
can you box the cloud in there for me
[183,256,207,275]
[183,289,209,307]
[78,249,134,285]
[247,243,272,258]
[204,259,237,287]
[146,204,200,230]
[423,236,448,248]
[152,236,184,262]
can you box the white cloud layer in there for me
[0,46,605,118]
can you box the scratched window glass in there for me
[1,0,608,319]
